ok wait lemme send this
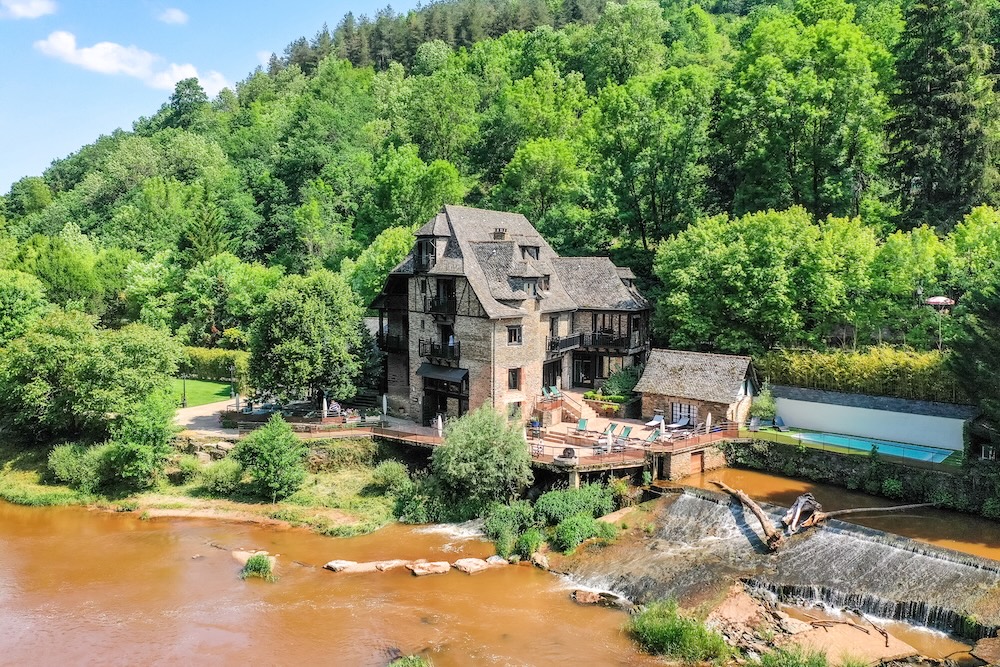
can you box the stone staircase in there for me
[560,389,599,424]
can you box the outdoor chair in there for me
[549,386,562,398]
[611,426,633,452]
[665,416,690,430]
[576,418,588,432]
[644,414,664,428]
[775,416,791,432]
[600,423,619,437]
[541,386,553,401]
[748,416,761,432]
[640,428,662,446]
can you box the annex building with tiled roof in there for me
[373,205,651,425]
[633,349,759,427]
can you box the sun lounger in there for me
[775,416,790,432]
[665,416,690,430]
[576,418,588,432]
[644,414,664,428]
[748,416,760,432]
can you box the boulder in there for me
[530,552,549,570]
[572,590,602,605]
[341,562,381,573]
[323,559,358,572]
[485,555,509,566]
[570,589,637,613]
[406,561,451,576]
[972,637,1000,665]
[778,617,812,635]
[374,559,411,572]
[452,558,490,574]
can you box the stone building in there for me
[372,205,650,425]
[634,349,758,426]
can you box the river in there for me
[0,501,652,666]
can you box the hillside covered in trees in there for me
[1,0,1000,381]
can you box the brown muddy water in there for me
[683,467,1000,662]
[0,501,653,666]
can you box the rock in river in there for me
[452,558,490,574]
[323,559,358,572]
[406,561,451,576]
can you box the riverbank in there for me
[0,437,398,536]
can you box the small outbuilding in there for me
[634,349,758,426]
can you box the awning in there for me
[416,363,468,383]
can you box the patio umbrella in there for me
[924,296,955,307]
[382,393,388,416]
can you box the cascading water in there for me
[561,489,1000,640]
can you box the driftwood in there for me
[799,502,935,528]
[710,480,784,551]
[782,493,822,532]
[810,619,871,635]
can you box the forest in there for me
[1,0,999,431]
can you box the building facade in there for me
[634,349,758,427]
[373,206,650,425]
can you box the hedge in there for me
[179,347,250,392]
[756,347,967,404]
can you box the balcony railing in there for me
[425,295,457,315]
[377,333,406,353]
[580,331,644,351]
[419,338,461,361]
[546,333,582,354]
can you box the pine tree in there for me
[890,0,999,230]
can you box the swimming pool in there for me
[793,432,953,463]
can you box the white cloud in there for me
[0,0,56,19]
[157,7,187,25]
[34,31,231,95]
[256,50,272,66]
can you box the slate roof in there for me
[391,205,623,318]
[550,257,649,311]
[634,349,753,405]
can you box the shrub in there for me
[240,553,274,581]
[602,364,643,397]
[750,381,777,420]
[758,646,828,667]
[982,497,1000,519]
[551,513,617,552]
[627,599,729,662]
[389,657,430,667]
[881,478,904,500]
[105,441,166,490]
[233,415,308,501]
[48,443,111,493]
[431,406,533,515]
[514,527,544,558]
[202,457,243,495]
[308,438,378,472]
[484,501,537,557]
[176,455,201,483]
[535,484,615,526]
[370,460,411,495]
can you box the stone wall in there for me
[659,444,727,481]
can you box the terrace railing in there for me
[419,338,461,361]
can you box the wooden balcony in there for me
[419,338,461,362]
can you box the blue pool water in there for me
[793,432,953,463]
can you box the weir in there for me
[563,489,1000,639]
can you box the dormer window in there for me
[540,275,550,291]
[417,239,436,271]
[521,245,540,260]
[524,279,538,296]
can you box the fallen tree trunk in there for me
[710,480,784,551]
[800,503,935,528]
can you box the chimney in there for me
[492,227,508,240]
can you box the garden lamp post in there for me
[924,296,955,350]
[181,375,187,408]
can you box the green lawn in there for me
[172,378,232,408]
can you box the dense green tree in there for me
[0,311,180,440]
[16,228,103,313]
[890,0,999,229]
[588,0,667,85]
[249,270,364,403]
[431,406,533,513]
[654,207,824,353]
[0,269,49,344]
[949,205,1000,295]
[166,78,211,130]
[340,225,416,309]
[950,270,1000,435]
[233,414,308,501]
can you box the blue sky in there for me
[0,0,421,193]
